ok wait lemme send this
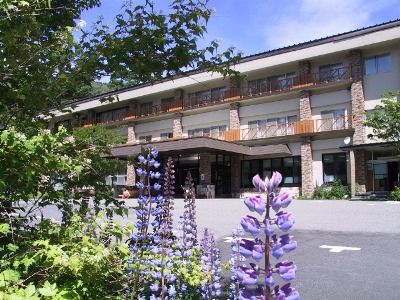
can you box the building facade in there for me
[51,20,400,198]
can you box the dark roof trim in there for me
[111,137,292,157]
[69,19,400,107]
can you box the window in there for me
[140,102,153,116]
[364,54,391,75]
[187,86,227,106]
[161,97,179,112]
[247,78,269,95]
[96,107,128,123]
[320,109,346,131]
[160,132,173,140]
[211,87,227,101]
[322,153,347,184]
[247,116,298,139]
[241,157,301,188]
[139,135,152,143]
[188,125,227,139]
[268,72,296,91]
[319,63,344,82]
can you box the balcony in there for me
[225,115,354,142]
[81,66,352,127]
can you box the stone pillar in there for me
[126,163,135,187]
[299,90,312,121]
[350,149,367,196]
[301,137,314,196]
[350,50,366,145]
[229,102,240,130]
[173,113,183,138]
[127,124,136,143]
[199,152,212,185]
[231,154,241,197]
[349,50,367,195]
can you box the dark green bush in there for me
[313,181,350,199]
[389,186,400,201]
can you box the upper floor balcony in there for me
[224,114,354,142]
[125,114,353,146]
[81,66,352,127]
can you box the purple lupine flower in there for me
[252,243,264,261]
[240,215,261,235]
[280,234,298,253]
[239,289,266,300]
[151,149,159,158]
[276,211,295,232]
[168,285,176,297]
[236,266,258,285]
[276,260,297,282]
[252,174,266,192]
[265,274,275,287]
[272,242,284,259]
[264,219,275,236]
[239,239,264,260]
[272,192,293,212]
[244,195,266,215]
[154,161,161,168]
[268,171,282,191]
[153,183,161,191]
[138,154,146,163]
[200,229,223,299]
[239,239,255,257]
[274,283,300,300]
[150,283,159,292]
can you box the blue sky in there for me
[81,0,400,57]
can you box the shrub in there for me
[0,215,132,299]
[313,181,350,199]
[389,186,400,201]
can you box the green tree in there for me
[0,0,241,131]
[365,91,400,151]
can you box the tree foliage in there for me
[365,91,400,151]
[0,0,242,130]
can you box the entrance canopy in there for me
[111,137,292,157]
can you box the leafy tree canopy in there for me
[365,91,400,151]
[0,0,242,131]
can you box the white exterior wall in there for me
[311,138,349,187]
[240,98,299,128]
[135,119,174,142]
[182,109,229,136]
[311,90,351,118]
[363,44,400,143]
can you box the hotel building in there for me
[51,20,400,198]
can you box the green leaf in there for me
[38,281,58,297]
[0,223,10,235]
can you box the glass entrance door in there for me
[211,154,231,197]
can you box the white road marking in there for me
[319,245,361,253]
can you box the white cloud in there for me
[263,0,396,49]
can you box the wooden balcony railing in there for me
[80,66,352,127]
[224,115,353,142]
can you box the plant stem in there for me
[264,192,272,300]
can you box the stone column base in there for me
[301,139,314,196]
